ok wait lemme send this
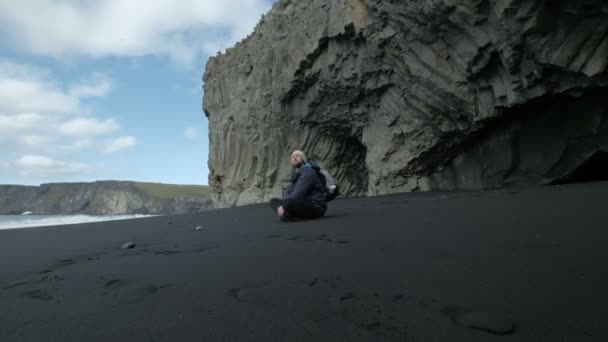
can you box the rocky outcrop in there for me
[0,181,212,215]
[203,0,608,207]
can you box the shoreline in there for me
[0,214,160,231]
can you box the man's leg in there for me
[282,198,325,219]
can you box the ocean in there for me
[0,214,154,230]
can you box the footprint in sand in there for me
[43,252,106,273]
[104,279,121,288]
[4,281,28,290]
[227,288,242,300]
[134,285,161,296]
[23,289,53,301]
[187,246,219,254]
[123,284,171,303]
[151,246,217,256]
[4,273,65,291]
[154,249,181,255]
[46,259,77,270]
[287,234,350,244]
[99,278,171,303]
[441,306,515,335]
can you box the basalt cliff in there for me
[203,0,608,207]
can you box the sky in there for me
[0,0,275,186]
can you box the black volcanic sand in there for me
[1,182,608,341]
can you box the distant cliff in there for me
[0,181,212,215]
[203,0,608,208]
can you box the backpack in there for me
[316,168,339,202]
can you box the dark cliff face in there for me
[203,0,608,207]
[0,181,212,215]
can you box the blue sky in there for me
[0,0,275,186]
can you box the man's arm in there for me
[286,168,317,200]
[283,183,294,198]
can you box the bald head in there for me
[290,150,307,168]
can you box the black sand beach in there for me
[1,182,607,341]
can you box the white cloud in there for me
[60,118,119,138]
[15,155,55,169]
[72,140,93,149]
[0,60,111,115]
[0,59,133,183]
[0,112,119,155]
[0,0,273,67]
[0,113,48,134]
[185,126,200,139]
[0,59,119,143]
[102,136,137,154]
[69,73,112,98]
[49,139,94,155]
[13,155,91,177]
[19,135,53,149]
[0,60,50,80]
[0,73,78,115]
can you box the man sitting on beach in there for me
[269,150,327,221]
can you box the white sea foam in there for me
[0,214,154,230]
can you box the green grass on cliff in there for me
[133,182,210,199]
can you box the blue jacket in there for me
[285,162,327,210]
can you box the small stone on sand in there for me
[121,242,135,249]
[195,226,204,231]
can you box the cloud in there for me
[72,140,93,149]
[0,0,274,66]
[0,60,111,115]
[0,59,118,143]
[0,113,48,135]
[13,155,91,177]
[19,135,53,149]
[69,73,113,98]
[0,59,50,80]
[0,113,118,154]
[0,59,132,183]
[102,136,137,154]
[184,126,200,139]
[0,63,79,115]
[15,155,56,169]
[60,118,119,138]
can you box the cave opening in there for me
[559,151,608,184]
[328,136,369,196]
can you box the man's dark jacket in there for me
[284,162,327,211]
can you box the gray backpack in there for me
[316,169,339,201]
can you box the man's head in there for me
[290,150,307,168]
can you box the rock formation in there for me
[203,0,608,207]
[0,181,212,215]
